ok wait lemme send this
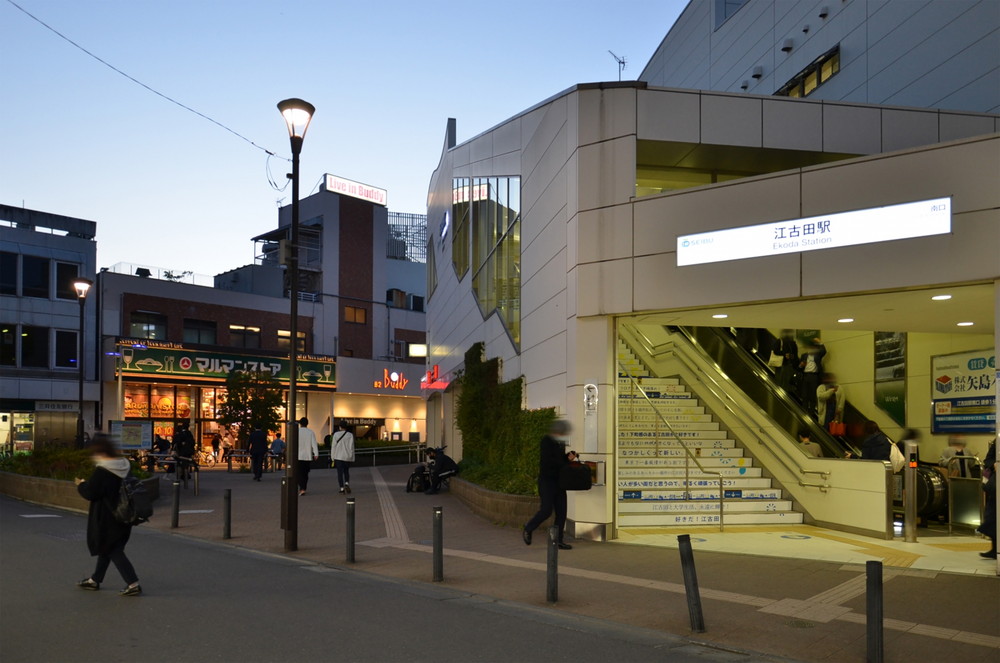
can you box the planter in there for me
[0,471,160,513]
[450,477,550,529]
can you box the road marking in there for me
[19,514,62,518]
[806,569,899,605]
[370,466,409,543]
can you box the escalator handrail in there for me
[663,331,832,484]
[617,360,725,531]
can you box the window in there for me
[341,349,354,358]
[20,326,49,367]
[451,178,471,278]
[55,330,78,368]
[229,324,261,349]
[715,0,748,29]
[426,239,437,300]
[21,256,50,298]
[55,262,80,300]
[775,46,840,98]
[130,312,167,340]
[183,319,217,345]
[1,324,15,365]
[344,306,367,324]
[0,252,16,295]
[277,329,306,352]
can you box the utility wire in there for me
[5,0,289,161]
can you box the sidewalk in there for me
[149,465,1000,663]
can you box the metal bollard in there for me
[903,441,918,543]
[433,506,444,582]
[677,534,706,633]
[866,560,884,663]
[346,498,356,563]
[546,525,559,603]
[280,477,288,529]
[194,465,200,496]
[223,488,232,539]
[171,481,180,529]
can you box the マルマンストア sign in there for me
[676,197,951,266]
[931,349,996,434]
[325,174,387,206]
[116,338,336,390]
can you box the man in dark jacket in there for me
[247,426,269,481]
[424,447,458,495]
[774,329,798,394]
[978,441,996,559]
[172,422,197,482]
[860,421,892,461]
[798,338,827,415]
[523,420,577,550]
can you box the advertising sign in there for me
[676,197,951,266]
[109,420,153,450]
[874,332,907,426]
[931,349,996,434]
[117,339,336,390]
[325,174,387,206]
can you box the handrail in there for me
[617,359,725,531]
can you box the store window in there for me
[277,329,306,352]
[229,324,261,349]
[20,326,49,367]
[0,252,17,295]
[124,384,150,418]
[183,319,217,345]
[21,256,50,299]
[775,45,841,98]
[455,176,522,347]
[344,306,367,324]
[1,324,15,365]
[54,330,78,368]
[55,262,80,300]
[130,312,167,340]
[149,386,176,419]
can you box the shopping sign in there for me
[116,339,336,389]
[930,349,996,434]
[676,197,951,266]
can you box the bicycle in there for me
[198,449,217,468]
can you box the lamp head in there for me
[277,98,316,143]
[73,277,93,299]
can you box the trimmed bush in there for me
[0,446,150,481]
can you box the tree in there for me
[215,370,284,443]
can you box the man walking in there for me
[269,433,286,471]
[523,420,576,550]
[330,421,355,495]
[247,425,268,482]
[296,418,319,496]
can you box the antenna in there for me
[608,50,627,81]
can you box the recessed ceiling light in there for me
[956,321,974,327]
[837,318,854,323]
[931,294,952,301]
[712,314,728,319]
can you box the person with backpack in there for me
[331,421,356,495]
[74,435,143,596]
[173,422,197,482]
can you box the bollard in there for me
[432,506,444,582]
[194,465,200,496]
[171,481,180,529]
[903,441,918,543]
[345,498,356,563]
[677,534,706,633]
[223,488,232,539]
[866,560,884,663]
[546,525,559,603]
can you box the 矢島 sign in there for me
[931,349,996,434]
[676,197,951,266]
[325,174,387,206]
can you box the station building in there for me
[424,0,999,544]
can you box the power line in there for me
[5,0,288,161]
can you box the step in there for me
[616,377,681,387]
[620,457,754,468]
[618,438,736,449]
[617,477,773,489]
[618,500,793,514]
[619,448,745,459]
[617,487,783,501]
[618,430,729,440]
[617,511,805,527]
[618,466,764,479]
[618,393,696,402]
[617,412,714,423]
[619,420,720,431]
[617,404,706,415]
[622,384,690,395]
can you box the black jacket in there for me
[247,429,268,456]
[77,466,132,556]
[431,451,457,475]
[174,429,196,458]
[861,432,892,461]
[538,435,569,481]
[774,337,798,367]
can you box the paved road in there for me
[0,497,781,663]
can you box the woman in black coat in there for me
[75,436,142,596]
[979,440,997,559]
[860,421,892,461]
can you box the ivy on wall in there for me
[455,343,556,496]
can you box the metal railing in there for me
[618,359,725,531]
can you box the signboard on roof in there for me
[325,174,387,206]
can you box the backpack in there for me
[112,475,154,526]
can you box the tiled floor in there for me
[616,524,998,576]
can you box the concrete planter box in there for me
[0,471,160,513]
[451,477,550,529]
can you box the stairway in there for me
[616,340,803,527]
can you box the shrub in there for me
[455,343,557,496]
[0,446,150,481]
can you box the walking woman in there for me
[331,421,355,495]
[75,435,142,596]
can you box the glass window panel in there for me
[175,387,192,420]
[200,388,217,419]
[130,312,167,340]
[55,263,79,300]
[183,319,216,345]
[54,330,77,368]
[0,252,16,295]
[21,256,49,299]
[803,70,819,95]
[20,326,49,367]
[149,386,176,419]
[124,384,150,418]
[1,324,15,365]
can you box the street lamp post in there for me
[277,97,315,552]
[73,277,93,448]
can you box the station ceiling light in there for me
[711,314,728,319]
[956,321,975,327]
[837,318,854,323]
[931,294,952,301]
